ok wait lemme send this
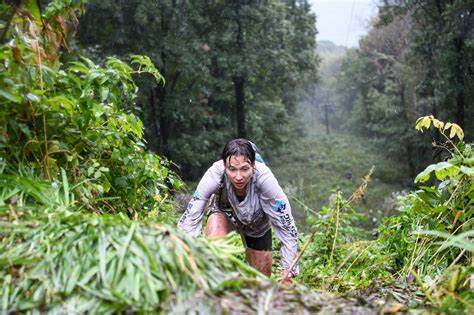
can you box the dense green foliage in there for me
[0,1,181,218]
[0,1,258,313]
[75,0,319,179]
[314,6,474,307]
[292,116,473,312]
[1,209,259,312]
[382,117,470,269]
[376,117,473,311]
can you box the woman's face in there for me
[225,155,254,192]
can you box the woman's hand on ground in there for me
[278,270,295,285]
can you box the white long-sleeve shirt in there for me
[177,160,299,274]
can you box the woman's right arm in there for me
[177,160,224,237]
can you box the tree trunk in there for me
[155,83,169,157]
[147,88,161,152]
[234,76,246,138]
[233,2,246,139]
[453,37,465,129]
[324,103,330,135]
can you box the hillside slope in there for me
[270,130,407,229]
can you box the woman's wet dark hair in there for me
[221,139,255,166]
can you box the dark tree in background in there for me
[379,0,474,130]
[329,0,474,182]
[76,0,319,179]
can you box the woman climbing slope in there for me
[178,139,299,283]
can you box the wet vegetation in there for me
[1,0,473,313]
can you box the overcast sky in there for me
[309,0,379,47]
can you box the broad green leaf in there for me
[100,87,109,101]
[48,96,75,116]
[430,205,447,213]
[102,178,111,193]
[460,165,474,177]
[419,186,438,193]
[26,93,40,102]
[95,184,103,194]
[434,163,460,180]
[415,162,461,182]
[0,90,22,103]
[131,54,165,84]
[87,166,94,176]
[27,0,42,23]
[68,62,90,74]
[415,164,437,183]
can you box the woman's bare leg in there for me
[245,248,272,276]
[205,212,232,237]
[206,213,272,276]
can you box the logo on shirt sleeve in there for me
[274,199,286,213]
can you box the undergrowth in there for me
[292,116,473,313]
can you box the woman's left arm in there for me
[257,165,299,277]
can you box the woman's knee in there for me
[205,212,231,237]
